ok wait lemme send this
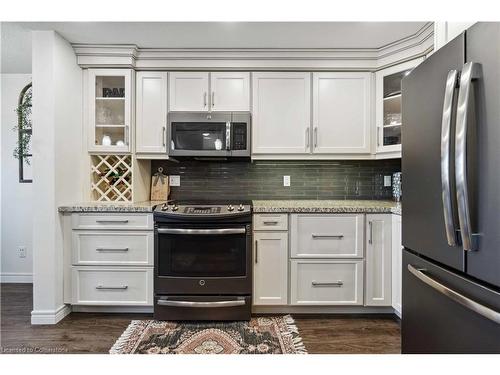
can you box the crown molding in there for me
[73,22,434,71]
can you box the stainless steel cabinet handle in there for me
[157,299,246,308]
[312,281,343,287]
[368,221,373,244]
[204,92,207,107]
[212,92,215,107]
[225,121,231,151]
[255,240,258,264]
[96,285,128,290]
[314,127,318,148]
[162,126,166,147]
[441,70,459,247]
[125,125,129,146]
[455,62,481,251]
[305,127,310,150]
[263,221,278,225]
[157,228,246,235]
[95,219,129,224]
[408,264,500,325]
[311,234,344,239]
[96,247,129,252]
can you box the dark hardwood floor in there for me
[0,283,400,354]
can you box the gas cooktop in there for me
[154,200,252,218]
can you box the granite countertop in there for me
[58,201,166,213]
[59,199,402,215]
[253,200,401,215]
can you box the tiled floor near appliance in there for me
[0,284,400,354]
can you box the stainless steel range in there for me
[153,200,252,321]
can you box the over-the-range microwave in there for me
[168,112,251,158]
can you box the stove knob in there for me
[172,205,179,212]
[161,203,168,211]
[227,205,234,212]
[237,204,245,211]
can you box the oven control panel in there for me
[155,203,251,217]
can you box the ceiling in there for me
[1,21,430,74]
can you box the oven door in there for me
[155,223,252,295]
[169,112,230,157]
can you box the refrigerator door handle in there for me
[408,264,500,325]
[455,62,481,251]
[441,69,459,247]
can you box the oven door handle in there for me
[157,228,246,235]
[157,299,246,308]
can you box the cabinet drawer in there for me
[290,260,363,305]
[72,213,153,230]
[290,214,364,258]
[253,214,288,231]
[71,267,153,306]
[72,231,153,266]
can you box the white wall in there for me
[1,73,33,283]
[31,31,83,324]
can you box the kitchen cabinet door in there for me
[365,214,392,306]
[391,214,402,316]
[252,72,311,154]
[313,72,372,154]
[210,72,250,111]
[253,232,288,305]
[88,69,132,153]
[169,72,209,112]
[135,72,168,154]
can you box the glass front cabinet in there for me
[87,69,132,152]
[375,58,423,155]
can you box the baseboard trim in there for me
[31,304,72,325]
[0,273,33,283]
[252,306,395,314]
[72,305,153,314]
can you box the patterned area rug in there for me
[110,315,307,354]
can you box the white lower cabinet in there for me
[253,231,288,305]
[290,260,363,305]
[67,212,154,307]
[290,214,364,258]
[365,214,392,306]
[72,267,153,306]
[391,214,402,316]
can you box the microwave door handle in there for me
[455,62,481,251]
[226,121,231,151]
[441,69,459,247]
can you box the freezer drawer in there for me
[402,249,500,353]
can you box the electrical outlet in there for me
[19,246,27,258]
[283,175,291,187]
[169,175,180,187]
[384,175,392,187]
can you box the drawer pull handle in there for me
[263,221,279,225]
[312,281,343,287]
[96,247,129,252]
[95,219,129,224]
[311,234,344,239]
[157,298,245,308]
[95,285,128,290]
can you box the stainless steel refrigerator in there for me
[402,22,500,353]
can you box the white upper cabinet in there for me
[87,69,132,153]
[210,72,250,111]
[169,72,250,112]
[365,214,392,306]
[313,72,372,154]
[169,72,209,112]
[252,72,311,154]
[375,58,423,157]
[135,72,168,154]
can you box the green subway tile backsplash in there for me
[152,159,401,201]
